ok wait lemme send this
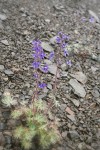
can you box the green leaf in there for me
[34,113,47,124]
[2,92,17,107]
[13,126,24,139]
[11,109,23,119]
[34,100,46,111]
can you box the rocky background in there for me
[0,0,100,150]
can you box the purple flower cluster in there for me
[32,40,48,89]
[89,16,95,23]
[56,32,72,66]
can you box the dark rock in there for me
[0,123,6,130]
[62,131,68,138]
[60,104,67,111]
[68,130,80,140]
[2,111,10,119]
[5,136,12,144]
[0,132,5,145]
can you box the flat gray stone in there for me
[48,64,60,77]
[50,36,57,45]
[70,72,87,84]
[69,79,86,97]
[1,40,9,46]
[68,130,79,140]
[70,99,80,107]
[89,10,100,23]
[0,132,5,146]
[0,65,4,72]
[0,13,7,21]
[4,70,14,75]
[41,42,54,52]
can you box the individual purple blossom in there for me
[62,43,67,48]
[81,17,86,22]
[33,73,38,78]
[49,51,54,60]
[64,49,69,57]
[38,82,47,89]
[56,36,61,44]
[32,62,40,69]
[62,34,70,40]
[32,40,41,46]
[42,64,48,73]
[66,60,72,67]
[40,51,46,59]
[89,16,95,23]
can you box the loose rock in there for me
[69,79,86,98]
[1,40,9,46]
[0,13,7,20]
[70,72,87,84]
[4,70,14,75]
[0,65,4,72]
[41,42,54,52]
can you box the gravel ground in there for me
[0,0,100,150]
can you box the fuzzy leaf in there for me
[13,126,24,139]
[22,139,32,150]
[34,100,46,111]
[2,91,17,107]
[34,113,47,124]
[11,109,23,119]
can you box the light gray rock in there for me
[44,59,52,65]
[0,13,7,21]
[41,42,54,52]
[77,142,87,150]
[0,65,4,72]
[69,79,86,97]
[71,99,80,107]
[48,64,60,77]
[61,63,67,71]
[92,89,99,98]
[70,72,87,84]
[89,10,100,23]
[50,36,57,45]
[62,131,68,138]
[1,40,9,46]
[67,114,76,123]
[4,70,14,75]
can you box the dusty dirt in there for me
[0,0,100,150]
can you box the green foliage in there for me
[2,97,60,150]
[2,91,17,107]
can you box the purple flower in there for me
[64,49,69,57]
[56,36,61,44]
[32,62,40,69]
[38,83,47,89]
[49,51,54,60]
[89,16,95,23]
[62,43,67,48]
[66,60,72,66]
[62,34,70,40]
[81,17,86,22]
[33,73,38,78]
[32,40,41,46]
[40,51,46,59]
[42,64,48,73]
